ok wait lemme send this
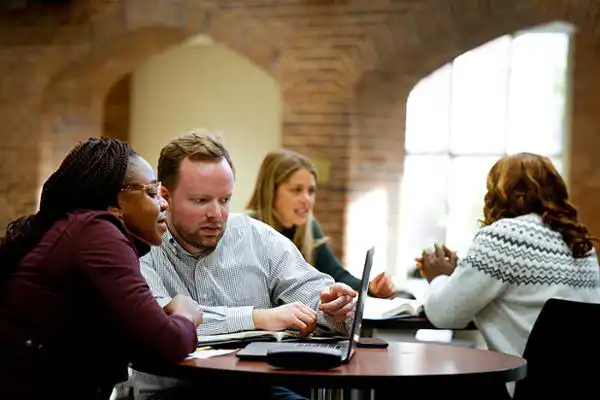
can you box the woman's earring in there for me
[108,206,124,220]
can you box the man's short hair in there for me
[158,129,235,190]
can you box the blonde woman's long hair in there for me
[246,149,327,264]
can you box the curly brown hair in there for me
[482,152,597,258]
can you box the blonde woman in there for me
[247,149,396,298]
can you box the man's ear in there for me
[160,185,171,202]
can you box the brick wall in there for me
[103,74,131,143]
[570,33,600,239]
[1,0,600,266]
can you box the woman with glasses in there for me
[0,137,203,400]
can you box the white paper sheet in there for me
[186,349,237,360]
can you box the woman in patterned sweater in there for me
[418,152,600,358]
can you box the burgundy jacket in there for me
[0,210,197,399]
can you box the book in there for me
[363,297,424,319]
[197,330,346,348]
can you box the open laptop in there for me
[236,246,374,364]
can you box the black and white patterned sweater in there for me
[424,213,600,357]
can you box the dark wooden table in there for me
[136,341,526,398]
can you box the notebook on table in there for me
[236,247,375,364]
[363,297,424,320]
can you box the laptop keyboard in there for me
[295,343,346,351]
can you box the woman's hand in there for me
[441,244,458,268]
[415,244,457,283]
[368,272,396,298]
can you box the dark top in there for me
[0,210,197,399]
[279,219,362,291]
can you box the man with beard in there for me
[132,130,356,400]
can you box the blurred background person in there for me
[247,148,396,298]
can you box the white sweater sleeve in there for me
[424,220,516,329]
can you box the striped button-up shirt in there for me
[139,213,349,336]
[133,213,350,395]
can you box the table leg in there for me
[310,388,333,400]
[310,389,366,400]
[344,389,374,400]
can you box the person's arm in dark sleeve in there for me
[311,219,361,291]
[73,215,197,363]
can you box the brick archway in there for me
[377,0,600,79]
[38,0,286,184]
[355,0,600,115]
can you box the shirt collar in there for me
[162,227,212,259]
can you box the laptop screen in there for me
[344,247,375,360]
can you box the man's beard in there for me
[169,218,225,257]
[182,228,224,252]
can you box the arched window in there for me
[397,22,573,283]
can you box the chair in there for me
[513,298,600,400]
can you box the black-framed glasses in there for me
[121,181,162,197]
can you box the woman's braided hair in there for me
[0,137,136,283]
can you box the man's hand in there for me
[368,272,396,298]
[163,294,204,327]
[319,283,357,320]
[252,302,317,335]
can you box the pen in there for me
[195,304,226,317]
